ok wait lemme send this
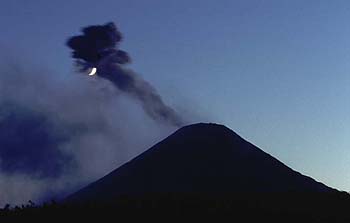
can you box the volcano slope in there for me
[66,123,336,204]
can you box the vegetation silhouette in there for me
[1,193,350,221]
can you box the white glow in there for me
[88,67,97,76]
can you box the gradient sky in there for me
[1,0,350,191]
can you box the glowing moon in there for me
[88,67,97,76]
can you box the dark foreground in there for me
[1,192,350,222]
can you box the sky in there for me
[0,0,350,196]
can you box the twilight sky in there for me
[1,0,350,193]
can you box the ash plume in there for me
[0,58,176,206]
[66,22,184,127]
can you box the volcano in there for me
[66,123,336,203]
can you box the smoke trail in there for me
[0,58,176,206]
[66,22,184,127]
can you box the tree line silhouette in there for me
[1,192,350,222]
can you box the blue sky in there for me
[1,0,350,191]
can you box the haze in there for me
[0,0,349,196]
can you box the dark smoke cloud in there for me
[66,22,184,127]
[67,23,130,66]
[0,103,76,178]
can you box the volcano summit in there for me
[66,123,335,203]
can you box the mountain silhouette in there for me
[66,123,336,203]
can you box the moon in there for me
[88,67,97,76]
